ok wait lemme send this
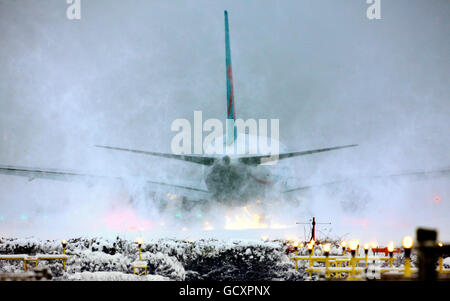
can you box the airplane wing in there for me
[238,144,358,165]
[283,167,450,193]
[95,145,217,166]
[0,164,210,196]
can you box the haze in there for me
[0,0,448,245]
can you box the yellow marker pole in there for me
[403,236,413,277]
[438,242,444,274]
[308,251,312,277]
[404,257,411,277]
[341,241,347,256]
[351,255,355,278]
[62,240,67,271]
[137,238,143,261]
[307,241,314,277]
[363,244,369,268]
[387,241,395,269]
[293,242,299,272]
[323,244,330,279]
[349,240,358,279]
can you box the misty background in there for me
[0,0,448,244]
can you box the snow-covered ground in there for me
[0,237,306,280]
[2,237,441,281]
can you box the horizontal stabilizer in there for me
[95,145,217,166]
[239,144,358,165]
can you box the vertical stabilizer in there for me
[225,11,237,146]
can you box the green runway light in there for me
[197,213,203,219]
[20,214,28,221]
[0,216,4,221]
[175,212,182,218]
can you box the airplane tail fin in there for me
[225,10,237,145]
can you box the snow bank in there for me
[0,236,306,280]
[62,271,170,281]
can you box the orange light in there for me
[402,236,413,249]
[349,240,359,251]
[341,241,347,248]
[387,241,395,252]
[434,197,440,202]
[322,243,331,253]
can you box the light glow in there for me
[223,206,291,230]
[402,236,413,249]
[387,241,395,252]
[203,221,214,231]
[349,240,359,251]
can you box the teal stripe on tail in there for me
[225,11,237,145]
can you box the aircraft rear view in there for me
[1,10,445,206]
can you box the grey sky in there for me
[0,0,448,242]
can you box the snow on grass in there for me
[62,271,170,281]
[0,236,304,280]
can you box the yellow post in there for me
[438,242,444,274]
[387,241,395,269]
[62,240,67,271]
[364,244,369,268]
[323,243,331,279]
[293,241,298,272]
[308,253,312,277]
[404,257,411,277]
[137,237,143,261]
[307,240,314,277]
[403,236,413,277]
[139,246,142,261]
[349,240,358,279]
[341,241,347,256]
[352,257,356,278]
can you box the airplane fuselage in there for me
[204,156,278,204]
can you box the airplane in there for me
[0,11,448,212]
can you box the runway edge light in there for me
[403,235,414,277]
